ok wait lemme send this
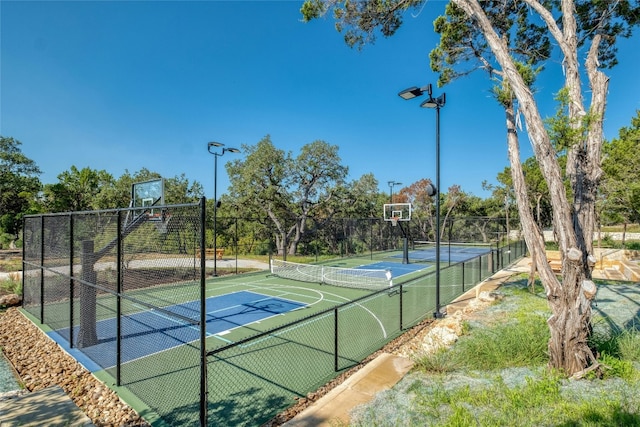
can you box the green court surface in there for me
[120,257,435,425]
[29,249,497,426]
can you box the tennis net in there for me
[270,259,392,290]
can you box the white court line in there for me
[237,284,389,350]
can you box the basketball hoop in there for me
[390,217,399,227]
[148,211,171,234]
[154,220,169,234]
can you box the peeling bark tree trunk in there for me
[503,98,545,295]
[455,0,604,376]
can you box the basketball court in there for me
[52,290,307,371]
[20,184,516,426]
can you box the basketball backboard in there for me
[132,178,164,211]
[383,203,412,222]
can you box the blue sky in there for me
[2,1,639,204]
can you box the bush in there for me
[624,241,640,250]
[0,273,22,295]
[599,352,635,380]
[413,349,461,374]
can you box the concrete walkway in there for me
[0,385,94,427]
[283,353,413,427]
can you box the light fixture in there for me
[398,84,432,100]
[398,83,446,319]
[388,180,402,203]
[207,141,240,277]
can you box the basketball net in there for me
[391,217,399,227]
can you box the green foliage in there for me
[301,0,419,49]
[0,257,22,273]
[617,329,640,362]
[42,165,116,212]
[226,136,351,256]
[591,323,640,366]
[0,275,22,295]
[430,1,549,89]
[599,234,618,248]
[599,352,636,381]
[413,349,460,374]
[300,0,326,22]
[600,110,640,226]
[0,136,42,241]
[41,166,204,213]
[453,313,549,370]
[545,88,590,153]
[625,241,640,250]
[353,279,640,427]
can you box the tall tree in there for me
[227,136,348,255]
[400,178,436,240]
[431,0,552,296]
[43,166,115,212]
[341,173,382,218]
[0,136,42,247]
[302,0,640,376]
[44,166,204,212]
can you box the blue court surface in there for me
[54,291,306,370]
[392,246,491,263]
[358,261,429,277]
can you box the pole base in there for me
[433,310,446,319]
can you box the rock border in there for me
[0,308,148,426]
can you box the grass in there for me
[0,257,21,273]
[0,273,21,296]
[350,279,640,427]
[601,224,640,233]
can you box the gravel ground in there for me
[0,308,148,426]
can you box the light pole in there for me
[207,141,240,277]
[398,83,446,318]
[388,180,402,203]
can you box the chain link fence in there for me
[213,215,516,261]
[22,202,526,426]
[23,201,206,426]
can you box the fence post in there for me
[235,218,238,274]
[199,197,208,427]
[399,284,404,330]
[462,262,466,293]
[21,218,25,310]
[334,308,339,372]
[69,214,75,348]
[116,211,123,386]
[39,215,44,323]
